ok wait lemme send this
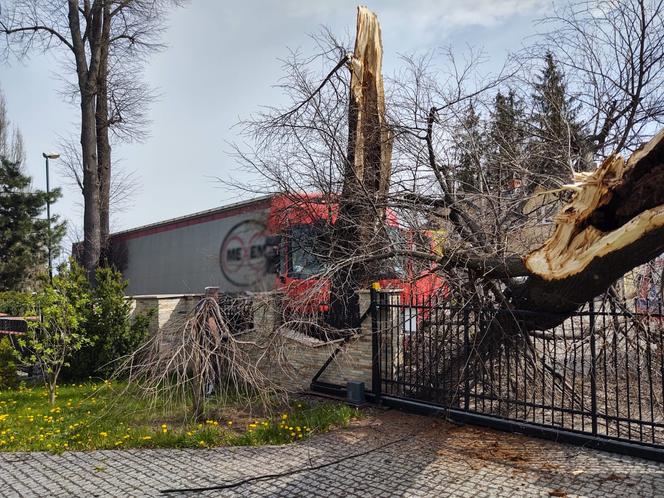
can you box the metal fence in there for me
[371,290,664,458]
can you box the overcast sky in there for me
[1,0,556,249]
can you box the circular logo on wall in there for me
[219,219,267,287]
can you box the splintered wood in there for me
[346,5,392,199]
[526,128,664,281]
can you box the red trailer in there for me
[107,193,444,314]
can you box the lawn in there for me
[0,381,358,452]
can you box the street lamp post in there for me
[42,152,60,282]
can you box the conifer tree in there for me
[454,103,483,193]
[0,157,65,290]
[0,91,65,290]
[529,52,588,188]
[486,89,527,193]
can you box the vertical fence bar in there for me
[590,300,598,437]
[463,306,470,411]
[371,288,381,402]
[363,284,664,454]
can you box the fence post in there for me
[589,299,598,436]
[463,306,470,411]
[371,288,382,403]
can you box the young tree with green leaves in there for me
[20,261,90,405]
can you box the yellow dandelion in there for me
[99,432,108,438]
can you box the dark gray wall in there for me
[121,207,275,295]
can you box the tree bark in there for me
[68,0,103,281]
[508,129,664,328]
[329,6,392,328]
[97,3,112,264]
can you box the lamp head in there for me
[42,152,60,159]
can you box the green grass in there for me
[0,381,359,452]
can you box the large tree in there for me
[528,52,588,188]
[0,1,181,280]
[539,0,664,156]
[453,102,483,193]
[236,2,664,335]
[486,90,527,192]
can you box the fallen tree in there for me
[472,128,664,329]
[222,3,664,423]
[234,2,664,333]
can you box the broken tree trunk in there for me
[329,6,393,328]
[510,129,664,329]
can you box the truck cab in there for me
[264,194,446,318]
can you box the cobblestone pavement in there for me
[2,409,664,497]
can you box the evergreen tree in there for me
[529,52,588,188]
[0,89,65,290]
[486,89,527,193]
[454,103,483,193]
[0,156,65,290]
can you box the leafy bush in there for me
[6,263,151,383]
[65,267,152,380]
[0,336,18,389]
[0,291,34,316]
[21,261,90,404]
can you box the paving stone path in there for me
[1,409,664,497]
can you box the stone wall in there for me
[127,290,399,394]
[249,290,377,391]
[129,294,201,354]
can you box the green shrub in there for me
[21,261,90,404]
[65,267,151,380]
[0,336,18,389]
[0,291,34,316]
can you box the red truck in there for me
[108,193,443,318]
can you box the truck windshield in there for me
[288,224,406,280]
[387,227,407,278]
[289,225,326,279]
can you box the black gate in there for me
[371,290,664,460]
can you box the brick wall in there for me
[128,290,401,394]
